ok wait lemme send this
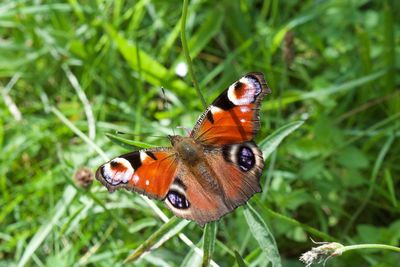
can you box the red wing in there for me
[209,142,264,208]
[96,149,178,200]
[163,162,231,226]
[190,72,270,145]
[163,141,264,226]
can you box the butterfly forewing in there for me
[96,149,178,200]
[190,72,270,146]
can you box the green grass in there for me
[1,0,399,266]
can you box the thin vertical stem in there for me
[181,0,207,108]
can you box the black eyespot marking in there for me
[110,161,119,167]
[237,145,255,172]
[206,110,214,123]
[167,190,190,209]
[212,92,235,110]
[234,81,244,90]
[123,152,142,170]
[145,151,157,160]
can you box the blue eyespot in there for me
[237,146,255,171]
[167,190,190,209]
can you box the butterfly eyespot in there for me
[237,145,255,172]
[100,158,134,186]
[167,190,190,209]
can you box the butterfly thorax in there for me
[169,135,222,194]
[169,135,202,165]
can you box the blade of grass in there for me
[234,250,248,267]
[254,199,335,241]
[50,106,108,161]
[17,185,77,267]
[384,169,397,208]
[243,203,281,267]
[104,24,192,95]
[180,0,206,108]
[105,133,157,150]
[266,70,387,110]
[259,120,304,160]
[271,13,315,54]
[124,217,190,263]
[343,133,395,235]
[259,120,304,199]
[62,64,96,140]
[184,9,224,60]
[202,221,217,267]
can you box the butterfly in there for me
[96,72,271,226]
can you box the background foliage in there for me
[1,0,399,266]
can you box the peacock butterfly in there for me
[96,72,271,226]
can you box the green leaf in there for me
[124,217,190,263]
[105,133,157,150]
[202,221,217,267]
[243,203,281,267]
[259,121,304,160]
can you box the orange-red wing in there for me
[190,72,270,146]
[96,149,178,200]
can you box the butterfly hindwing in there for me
[211,141,264,208]
[163,162,230,226]
[162,141,264,226]
[96,149,178,200]
[190,72,270,145]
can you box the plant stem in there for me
[338,244,400,254]
[180,0,207,108]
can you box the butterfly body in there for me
[96,72,270,226]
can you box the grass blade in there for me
[202,221,217,267]
[344,133,395,235]
[234,250,247,267]
[266,70,387,110]
[104,24,192,95]
[259,120,304,160]
[180,0,206,108]
[243,203,281,267]
[124,217,190,263]
[17,186,77,267]
[384,169,397,208]
[105,133,157,150]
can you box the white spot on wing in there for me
[240,106,250,113]
[140,151,148,162]
[240,118,246,123]
[133,174,139,184]
[210,105,223,115]
[145,180,150,186]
